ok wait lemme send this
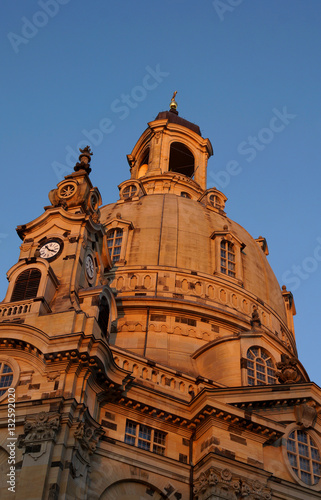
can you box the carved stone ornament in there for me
[240,478,272,500]
[74,145,93,174]
[193,467,240,500]
[74,420,104,464]
[23,411,61,444]
[275,353,302,384]
[193,466,272,500]
[250,308,261,328]
[295,401,318,428]
[48,483,60,500]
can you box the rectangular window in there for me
[175,316,197,327]
[124,420,166,456]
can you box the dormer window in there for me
[220,240,235,277]
[209,194,221,208]
[11,268,41,302]
[107,228,123,263]
[211,231,245,283]
[169,142,194,178]
[123,185,137,199]
[119,181,141,201]
[247,347,276,385]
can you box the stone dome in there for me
[100,191,286,323]
[99,107,297,380]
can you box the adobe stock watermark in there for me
[282,238,321,292]
[7,0,71,54]
[213,0,245,22]
[208,107,297,189]
[52,64,169,180]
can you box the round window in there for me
[0,357,19,402]
[0,362,13,397]
[58,182,77,199]
[123,185,137,199]
[287,429,321,485]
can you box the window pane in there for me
[288,453,297,467]
[311,447,321,460]
[287,440,296,453]
[138,439,150,451]
[125,421,137,435]
[154,431,166,446]
[125,435,135,445]
[0,375,13,387]
[313,462,321,475]
[153,444,165,455]
[300,457,310,472]
[139,425,151,441]
[297,431,308,444]
[298,443,309,458]
[301,472,312,485]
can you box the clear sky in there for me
[1,0,321,385]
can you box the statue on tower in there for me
[74,146,93,174]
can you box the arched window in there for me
[287,429,321,485]
[123,185,137,199]
[0,362,14,397]
[180,191,191,198]
[139,149,149,168]
[247,347,276,385]
[169,142,194,177]
[106,228,123,263]
[98,296,110,336]
[220,240,235,277]
[11,268,41,302]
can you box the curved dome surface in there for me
[100,192,286,323]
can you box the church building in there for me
[0,96,320,499]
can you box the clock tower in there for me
[3,146,113,323]
[0,147,120,500]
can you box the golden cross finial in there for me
[170,91,178,110]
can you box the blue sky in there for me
[1,0,321,385]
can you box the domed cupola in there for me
[100,99,306,389]
[126,92,213,195]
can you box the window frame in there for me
[124,419,166,456]
[104,219,134,266]
[283,425,321,489]
[11,268,41,302]
[0,357,20,403]
[246,346,276,386]
[122,184,138,200]
[220,240,236,278]
[211,231,244,283]
[119,181,141,201]
[106,228,123,264]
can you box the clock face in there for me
[39,240,62,260]
[85,255,95,279]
